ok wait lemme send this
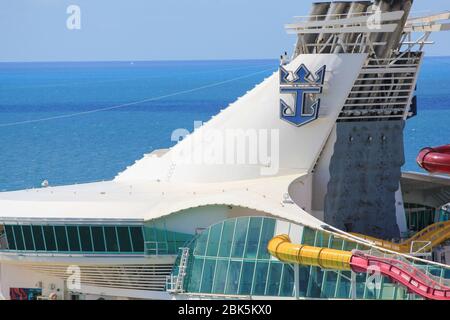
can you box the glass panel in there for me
[330,236,344,250]
[5,225,16,250]
[244,218,262,259]
[238,261,255,295]
[13,226,25,250]
[155,228,166,243]
[336,271,351,299]
[355,273,366,299]
[43,226,56,251]
[22,225,35,251]
[66,226,81,252]
[266,263,283,296]
[212,260,228,294]
[218,220,235,257]
[32,225,45,251]
[252,262,269,295]
[200,259,216,294]
[225,260,242,295]
[257,218,275,259]
[130,226,144,252]
[315,231,331,247]
[301,227,316,246]
[54,226,69,252]
[117,226,132,252]
[187,257,204,293]
[306,267,324,298]
[231,218,249,258]
[79,226,93,252]
[280,264,294,297]
[194,229,209,256]
[104,226,119,252]
[91,226,106,252]
[322,271,338,298]
[206,223,222,257]
[298,266,309,297]
[143,225,156,242]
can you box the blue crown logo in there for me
[279,64,326,127]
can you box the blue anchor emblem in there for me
[279,64,326,127]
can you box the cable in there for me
[0,66,276,128]
[1,62,276,90]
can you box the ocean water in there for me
[0,58,449,191]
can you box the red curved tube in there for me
[417,145,450,174]
[350,252,450,300]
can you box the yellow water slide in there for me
[351,220,450,253]
[267,234,352,270]
[267,234,450,300]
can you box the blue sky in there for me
[1,0,449,62]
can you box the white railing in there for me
[166,247,190,293]
[145,241,169,255]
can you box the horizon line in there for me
[1,54,450,64]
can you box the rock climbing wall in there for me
[324,120,404,239]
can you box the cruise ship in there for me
[1,0,450,300]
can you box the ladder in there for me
[166,247,190,293]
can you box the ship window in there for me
[193,228,209,256]
[266,263,283,296]
[280,264,294,297]
[187,257,204,293]
[22,225,35,251]
[336,271,351,298]
[104,226,119,252]
[212,260,228,294]
[43,225,57,251]
[257,218,275,259]
[166,229,177,253]
[32,225,45,251]
[206,223,222,257]
[244,217,262,259]
[238,261,255,295]
[301,227,316,246]
[5,225,16,250]
[117,226,132,252]
[66,226,81,251]
[129,226,144,252]
[218,220,235,257]
[54,226,69,252]
[13,225,25,250]
[231,217,249,258]
[225,260,242,295]
[79,226,93,252]
[91,226,106,252]
[200,259,216,293]
[322,270,338,298]
[252,262,269,295]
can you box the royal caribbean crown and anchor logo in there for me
[279,64,326,127]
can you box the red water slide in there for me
[350,251,450,300]
[417,145,450,174]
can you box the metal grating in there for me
[338,52,422,121]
